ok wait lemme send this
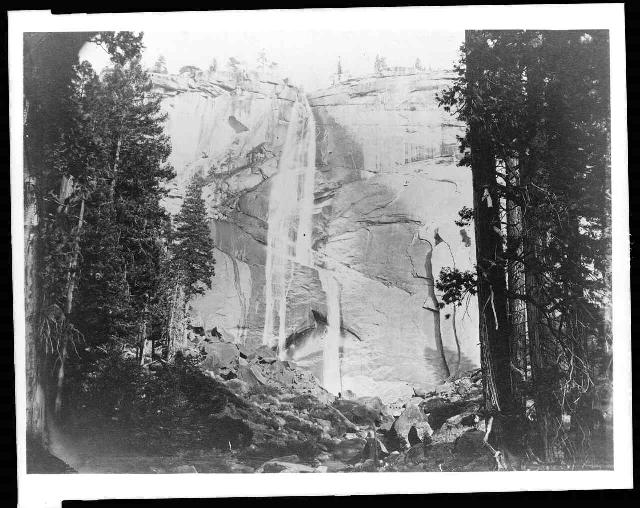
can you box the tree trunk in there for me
[24,142,48,450]
[109,135,122,206]
[505,158,528,404]
[451,305,462,375]
[168,284,187,359]
[422,239,450,379]
[523,227,551,460]
[465,30,518,448]
[23,31,94,458]
[54,197,85,417]
[140,318,151,365]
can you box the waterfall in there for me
[262,95,343,393]
[319,269,343,395]
[262,98,316,353]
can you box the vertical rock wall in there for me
[154,70,479,402]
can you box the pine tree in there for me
[171,174,216,300]
[152,55,168,74]
[75,56,174,354]
[437,30,611,463]
[257,50,267,71]
[34,32,174,414]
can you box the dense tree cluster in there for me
[437,30,612,464]
[26,32,216,426]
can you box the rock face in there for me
[153,69,479,401]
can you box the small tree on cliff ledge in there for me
[171,174,216,301]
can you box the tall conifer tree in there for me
[171,174,216,301]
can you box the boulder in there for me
[421,399,479,431]
[237,344,252,359]
[452,429,487,458]
[392,404,433,447]
[406,397,426,408]
[342,390,358,400]
[237,364,267,387]
[412,386,429,398]
[404,443,429,465]
[455,377,474,396]
[256,461,315,473]
[330,437,367,462]
[362,436,389,459]
[353,458,378,472]
[253,345,277,363]
[272,361,296,385]
[309,405,358,434]
[420,396,449,413]
[169,465,198,474]
[321,459,351,472]
[446,410,480,427]
[229,463,255,473]
[268,454,300,463]
[202,341,240,373]
[355,396,384,411]
[408,425,426,446]
[225,378,250,397]
[432,420,476,443]
[333,399,381,426]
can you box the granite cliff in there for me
[152,69,479,401]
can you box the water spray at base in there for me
[319,269,343,395]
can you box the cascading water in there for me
[319,269,343,395]
[262,97,316,352]
[262,95,343,394]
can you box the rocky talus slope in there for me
[60,336,494,474]
[197,337,493,473]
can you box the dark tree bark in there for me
[23,32,93,455]
[505,159,528,404]
[465,30,519,453]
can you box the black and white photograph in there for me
[10,5,631,504]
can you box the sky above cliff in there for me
[80,29,463,92]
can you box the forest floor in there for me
[45,335,613,474]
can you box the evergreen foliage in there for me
[170,174,216,300]
[37,32,179,413]
[437,30,612,462]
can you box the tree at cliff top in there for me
[374,54,388,74]
[152,55,168,74]
[437,30,611,465]
[179,65,201,78]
